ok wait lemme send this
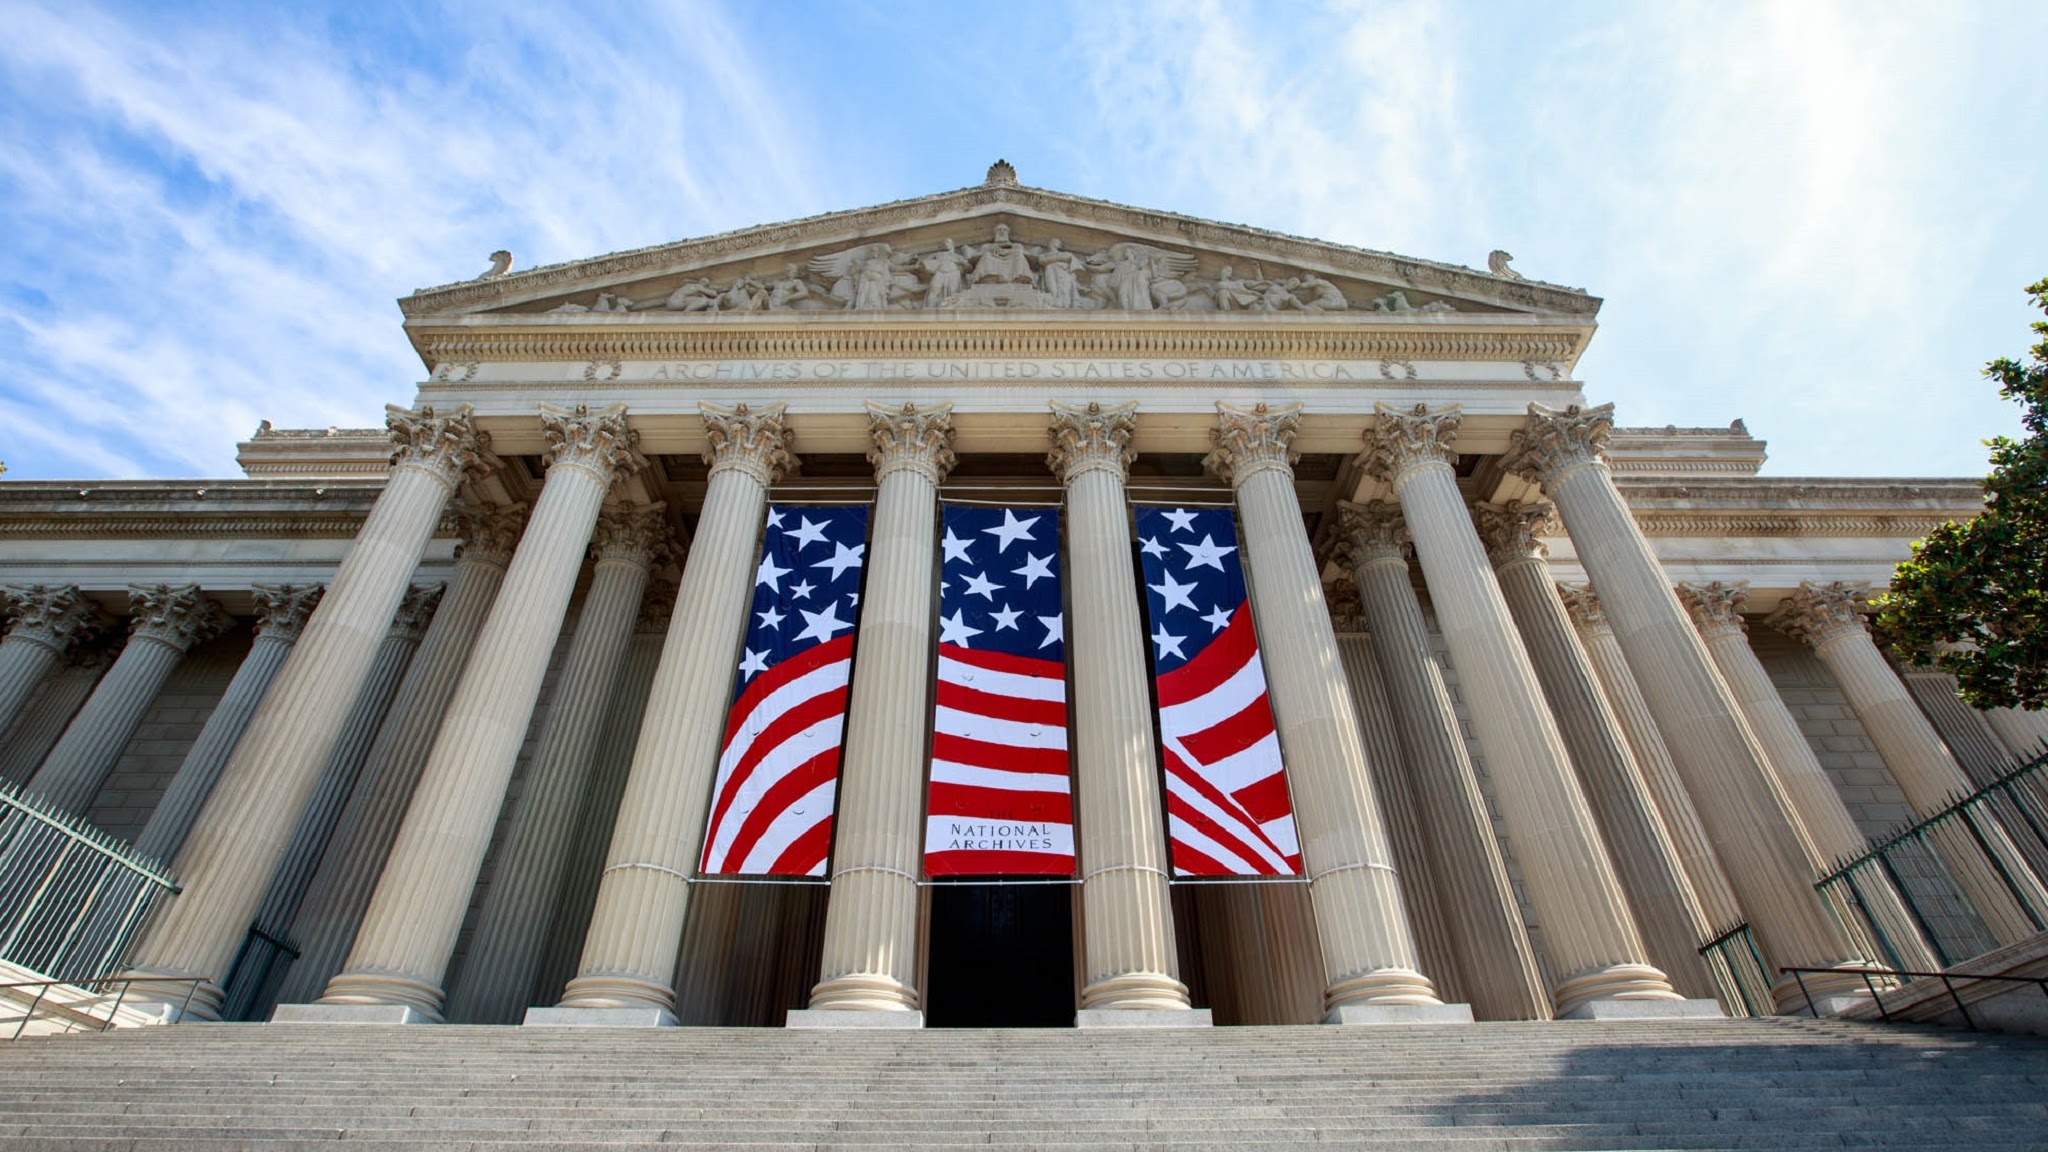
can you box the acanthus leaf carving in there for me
[700,401,795,486]
[865,401,957,484]
[539,402,644,488]
[1361,401,1462,485]
[1331,500,1410,569]
[1769,581,1872,649]
[251,583,325,642]
[454,503,530,567]
[1047,400,1138,483]
[1502,402,1616,486]
[385,404,488,491]
[391,583,445,641]
[1473,500,1558,570]
[592,502,675,570]
[1675,580,1750,639]
[1,585,105,654]
[126,584,228,653]
[1204,401,1301,488]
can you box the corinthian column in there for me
[135,585,325,861]
[0,585,102,733]
[277,506,524,1008]
[553,403,792,1023]
[804,401,955,1022]
[313,403,642,1021]
[32,584,228,815]
[0,642,112,788]
[1331,505,1548,1020]
[1772,582,2048,944]
[1504,403,1873,1011]
[446,501,671,1024]
[1209,402,1450,1022]
[1045,402,1193,1019]
[1364,403,1681,1018]
[1477,501,1717,1000]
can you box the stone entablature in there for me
[236,425,391,480]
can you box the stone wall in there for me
[85,627,251,844]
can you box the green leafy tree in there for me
[1879,277,2048,709]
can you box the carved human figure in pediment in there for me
[1295,272,1349,312]
[718,277,766,311]
[1214,265,1259,311]
[765,264,814,310]
[921,239,970,306]
[965,224,1034,286]
[1036,238,1086,309]
[664,277,720,312]
[1368,288,1455,314]
[810,243,919,310]
[548,291,630,314]
[1256,276,1304,312]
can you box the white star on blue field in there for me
[938,507,1063,660]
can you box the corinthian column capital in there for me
[1675,580,1751,640]
[1361,402,1461,485]
[390,583,445,642]
[127,584,228,653]
[1769,581,1872,649]
[540,403,644,488]
[636,577,678,635]
[1556,582,1609,633]
[251,584,326,642]
[1502,402,1615,487]
[386,404,489,492]
[1046,400,1137,483]
[700,401,795,486]
[454,503,529,568]
[1330,500,1410,568]
[1203,400,1301,487]
[3,585,103,654]
[865,400,956,483]
[592,502,674,569]
[1474,500,1558,570]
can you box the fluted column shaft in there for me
[1049,402,1188,1011]
[1336,517,1549,1020]
[1482,506,1716,999]
[809,401,955,1014]
[1505,403,1870,1010]
[32,585,225,815]
[136,585,325,861]
[1901,667,2015,785]
[321,403,640,1019]
[1210,403,1440,1014]
[278,521,519,1008]
[0,585,99,734]
[122,405,486,1017]
[1985,708,2048,760]
[1367,405,1675,1015]
[561,402,792,1014]
[0,651,108,787]
[446,504,667,1023]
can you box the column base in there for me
[524,1005,675,1028]
[114,967,225,1022]
[1551,962,1682,1019]
[1078,971,1193,1011]
[1323,1003,1474,1026]
[314,969,445,1022]
[786,1009,924,1029]
[556,972,678,1015]
[1561,998,1723,1021]
[807,972,920,1013]
[1770,965,1890,1016]
[1075,1008,1213,1029]
[271,1002,434,1025]
[1323,967,1443,1009]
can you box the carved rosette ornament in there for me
[1330,500,1411,568]
[2,585,103,654]
[1556,582,1609,633]
[700,401,795,486]
[454,503,529,568]
[636,578,679,635]
[390,584,445,642]
[1502,402,1616,487]
[250,584,326,643]
[1046,400,1137,483]
[539,402,644,488]
[1769,581,1873,649]
[1473,500,1558,570]
[1361,402,1462,486]
[592,502,674,570]
[1203,401,1302,487]
[385,404,489,492]
[865,401,957,483]
[126,584,228,653]
[1675,580,1751,640]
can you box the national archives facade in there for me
[3,167,2044,1031]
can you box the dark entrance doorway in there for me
[924,883,1074,1027]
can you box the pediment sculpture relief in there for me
[541,225,1461,316]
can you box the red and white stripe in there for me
[699,636,852,876]
[1157,606,1301,876]
[924,646,1074,876]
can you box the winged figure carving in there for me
[808,243,921,310]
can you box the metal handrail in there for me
[0,975,206,1040]
[1780,965,2048,1030]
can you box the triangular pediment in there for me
[400,180,1597,322]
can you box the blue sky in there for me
[2,1,2043,480]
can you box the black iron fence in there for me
[1698,921,1775,1017]
[0,782,177,983]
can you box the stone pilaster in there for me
[446,501,671,1024]
[277,509,521,1007]
[1047,401,1190,1012]
[1772,582,2048,945]
[135,584,324,861]
[1332,503,1550,1020]
[807,401,955,1016]
[1984,707,2048,761]
[1505,403,1873,1011]
[0,585,101,734]
[31,584,228,815]
[558,402,792,1018]
[1477,501,1717,1000]
[1210,402,1443,1016]
[319,403,642,1020]
[125,404,488,1019]
[1367,403,1678,1017]
[1900,664,2020,786]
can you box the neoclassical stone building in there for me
[3,166,2042,1031]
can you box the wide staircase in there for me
[0,1019,2044,1150]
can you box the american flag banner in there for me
[922,505,1074,877]
[700,504,870,877]
[1134,506,1302,878]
